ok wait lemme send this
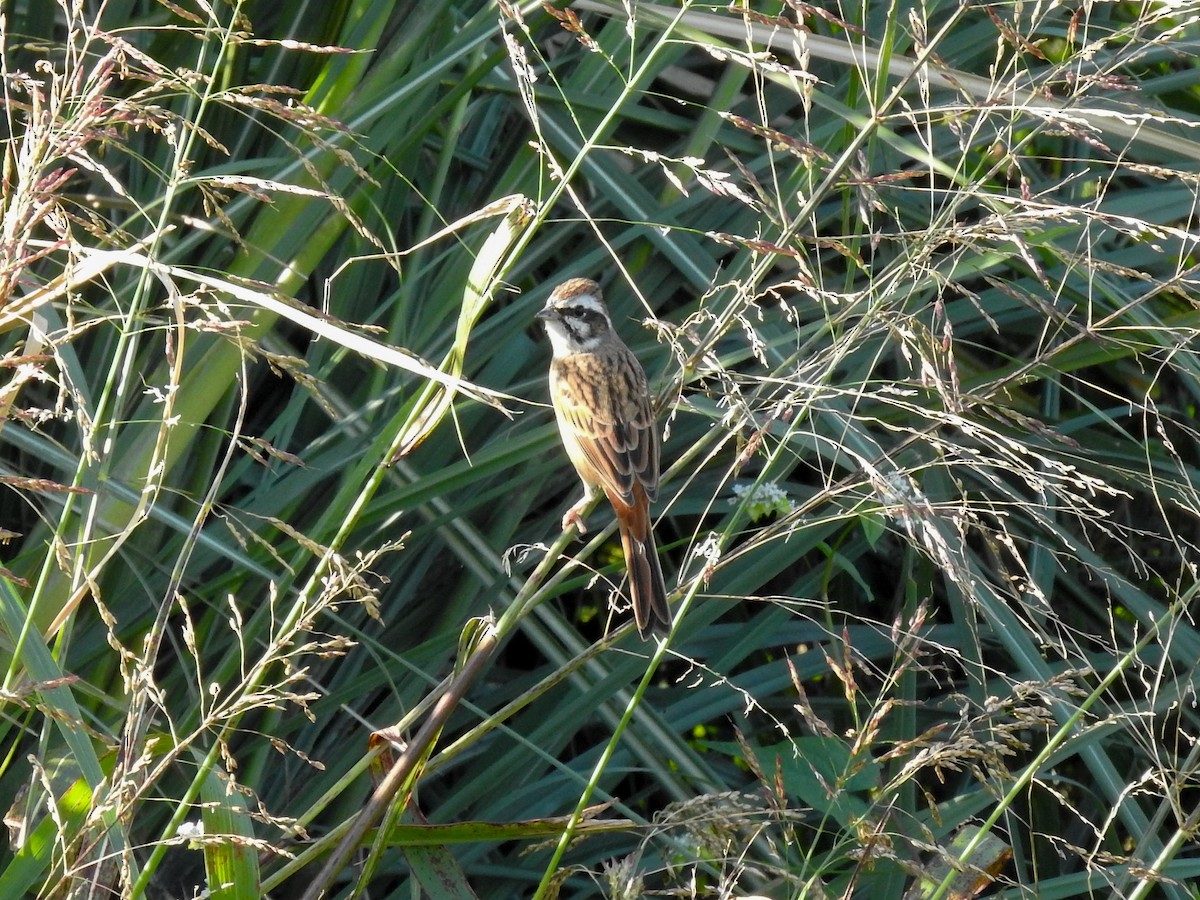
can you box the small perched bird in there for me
[536,278,671,637]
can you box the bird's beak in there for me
[535,307,554,321]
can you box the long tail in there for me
[615,497,671,637]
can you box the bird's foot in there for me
[562,501,590,534]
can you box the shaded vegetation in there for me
[2,0,1200,897]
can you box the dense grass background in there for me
[3,0,1200,897]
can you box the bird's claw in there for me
[562,503,589,534]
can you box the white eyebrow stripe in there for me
[558,292,608,318]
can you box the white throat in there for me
[543,317,586,357]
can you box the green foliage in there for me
[2,0,1200,897]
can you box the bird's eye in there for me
[570,306,604,324]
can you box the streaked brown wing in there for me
[552,347,657,506]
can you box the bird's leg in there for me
[562,485,599,533]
